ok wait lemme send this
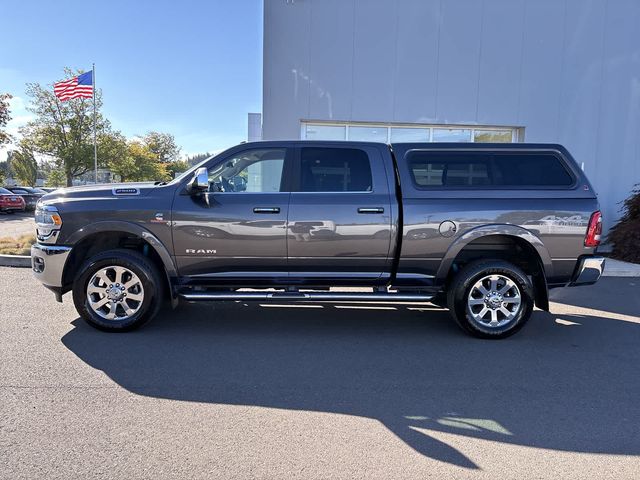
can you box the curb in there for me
[602,271,640,277]
[602,258,640,278]
[0,254,31,268]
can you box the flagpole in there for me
[92,63,97,183]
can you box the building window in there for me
[432,128,472,143]
[301,122,519,143]
[390,127,430,142]
[474,129,513,143]
[348,126,388,142]
[304,124,346,141]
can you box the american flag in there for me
[53,71,93,101]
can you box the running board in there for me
[179,291,434,303]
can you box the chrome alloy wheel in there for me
[467,274,521,328]
[86,266,145,321]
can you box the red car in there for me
[0,187,26,213]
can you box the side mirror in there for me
[188,167,209,193]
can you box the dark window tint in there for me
[300,147,373,192]
[408,151,574,188]
[408,153,490,187]
[492,153,574,186]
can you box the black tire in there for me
[72,249,164,332]
[447,260,534,339]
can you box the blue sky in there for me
[1,0,263,159]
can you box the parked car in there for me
[0,187,26,213]
[5,186,45,211]
[31,141,604,338]
[38,187,59,194]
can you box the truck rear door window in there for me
[299,147,373,192]
[407,151,574,188]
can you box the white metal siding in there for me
[263,0,640,231]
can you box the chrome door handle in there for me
[357,207,384,214]
[253,207,281,214]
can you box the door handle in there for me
[357,207,384,214]
[253,207,281,214]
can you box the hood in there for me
[40,182,158,203]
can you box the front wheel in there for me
[72,249,164,331]
[447,260,534,339]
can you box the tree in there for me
[167,160,190,178]
[186,152,212,166]
[0,93,11,145]
[21,68,111,187]
[0,160,9,185]
[9,144,38,186]
[108,140,170,182]
[45,169,67,187]
[143,131,180,163]
[98,130,128,172]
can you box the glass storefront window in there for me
[474,130,513,143]
[305,124,346,140]
[390,127,430,142]
[348,126,388,142]
[432,128,472,142]
[301,122,519,144]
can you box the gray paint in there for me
[31,140,601,324]
[262,0,640,232]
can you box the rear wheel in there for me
[72,249,163,331]
[447,260,534,339]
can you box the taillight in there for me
[585,211,602,247]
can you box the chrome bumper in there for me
[570,256,605,286]
[31,243,72,288]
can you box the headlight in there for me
[35,204,62,226]
[35,205,62,243]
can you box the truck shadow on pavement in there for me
[61,297,640,469]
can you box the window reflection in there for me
[474,130,512,143]
[348,126,388,142]
[390,127,430,142]
[432,128,472,142]
[305,124,346,140]
[301,122,518,144]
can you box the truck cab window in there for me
[208,148,286,193]
[299,147,373,192]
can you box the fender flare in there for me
[435,224,553,284]
[65,220,178,281]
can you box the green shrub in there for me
[608,185,640,263]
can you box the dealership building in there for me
[260,0,640,233]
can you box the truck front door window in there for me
[208,148,286,193]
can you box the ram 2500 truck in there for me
[31,141,604,338]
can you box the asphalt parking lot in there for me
[1,267,639,479]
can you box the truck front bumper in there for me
[569,255,605,286]
[31,244,72,298]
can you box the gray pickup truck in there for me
[31,141,604,338]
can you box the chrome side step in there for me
[179,290,434,303]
